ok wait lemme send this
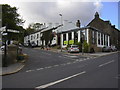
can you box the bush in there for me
[83,40,89,53]
[74,41,82,52]
[66,44,71,50]
[90,48,95,53]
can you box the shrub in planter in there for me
[83,40,89,53]
[74,42,82,52]
[66,44,71,50]
[17,54,25,60]
[90,47,95,53]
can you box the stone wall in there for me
[7,44,17,65]
[87,15,120,50]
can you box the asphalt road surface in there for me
[2,48,119,89]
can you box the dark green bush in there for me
[83,40,89,53]
[74,41,82,52]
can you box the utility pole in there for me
[59,14,63,52]
[81,30,84,55]
[3,25,8,67]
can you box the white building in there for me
[57,26,110,52]
[24,24,62,47]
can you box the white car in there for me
[0,45,5,51]
[68,45,80,53]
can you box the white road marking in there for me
[35,71,86,89]
[54,65,59,67]
[58,56,62,57]
[83,59,86,61]
[73,61,77,63]
[68,56,78,58]
[75,59,79,61]
[63,57,68,58]
[36,68,44,71]
[98,60,115,67]
[26,70,34,72]
[45,66,52,69]
[60,64,66,66]
[67,62,71,65]
[42,52,51,55]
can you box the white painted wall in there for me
[72,32,74,40]
[86,29,89,43]
[78,31,80,42]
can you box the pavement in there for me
[34,47,119,58]
[0,62,25,76]
[0,52,28,76]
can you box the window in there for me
[106,36,108,46]
[63,34,66,45]
[37,34,39,39]
[63,34,66,41]
[92,31,95,44]
[98,32,100,45]
[28,35,30,39]
[101,33,103,45]
[74,31,78,42]
[105,35,108,46]
[104,34,106,45]
[31,35,33,40]
[68,32,72,40]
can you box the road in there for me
[2,48,119,89]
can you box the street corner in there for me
[1,64,25,76]
[18,53,29,63]
[1,54,28,76]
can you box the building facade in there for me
[59,26,110,52]
[24,24,61,47]
[24,12,120,52]
[87,12,120,50]
[57,12,120,52]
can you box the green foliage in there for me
[83,40,89,53]
[32,23,43,31]
[2,4,24,29]
[24,26,35,36]
[24,23,43,36]
[41,29,55,47]
[2,4,25,43]
[66,44,71,50]
[74,41,82,52]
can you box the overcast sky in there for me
[1,0,119,29]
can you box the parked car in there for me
[68,45,80,53]
[31,42,37,48]
[24,43,28,47]
[110,46,117,52]
[0,45,5,51]
[102,46,111,52]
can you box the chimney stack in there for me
[76,20,81,28]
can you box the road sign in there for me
[0,26,6,31]
[7,29,19,33]
[2,33,8,36]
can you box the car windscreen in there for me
[71,46,78,48]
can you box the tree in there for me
[32,23,43,31]
[41,29,55,47]
[2,4,24,29]
[2,4,25,42]
[24,24,35,36]
[83,40,89,53]
[24,23,44,36]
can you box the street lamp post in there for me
[59,14,63,52]
[3,25,8,67]
[81,30,84,55]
